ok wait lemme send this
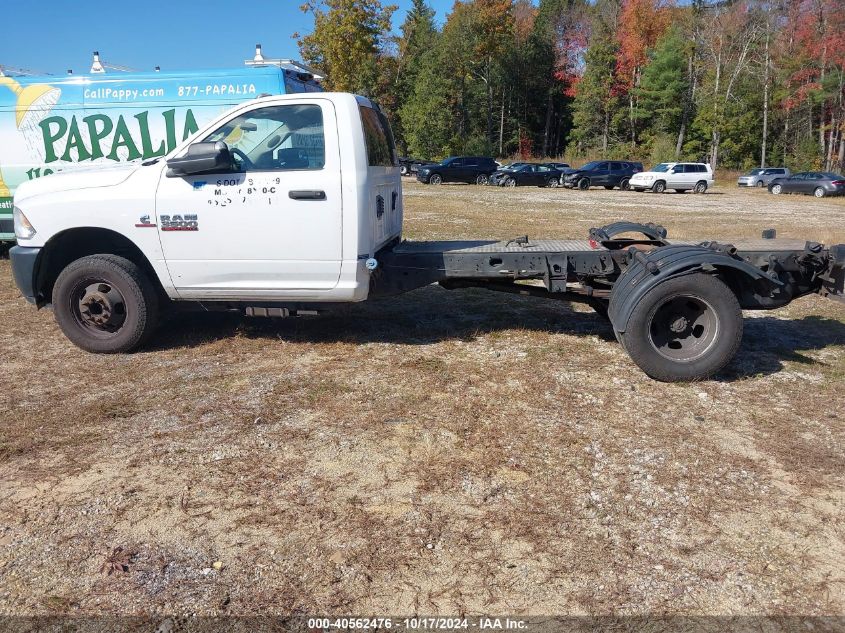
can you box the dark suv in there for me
[417,156,499,185]
[563,160,643,190]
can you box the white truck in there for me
[9,92,845,381]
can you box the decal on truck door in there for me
[160,214,199,232]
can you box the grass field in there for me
[0,182,843,619]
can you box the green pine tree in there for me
[633,26,690,143]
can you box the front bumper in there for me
[416,173,431,183]
[737,178,756,187]
[9,245,40,304]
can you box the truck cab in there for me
[11,92,401,350]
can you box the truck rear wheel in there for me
[52,254,160,353]
[616,274,742,382]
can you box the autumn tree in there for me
[296,0,397,95]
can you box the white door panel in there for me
[155,100,342,293]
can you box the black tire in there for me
[505,177,517,187]
[616,274,742,382]
[756,180,764,188]
[577,177,590,190]
[587,298,610,321]
[400,165,409,176]
[814,187,825,198]
[52,254,160,353]
[546,177,559,188]
[620,178,630,191]
[652,180,666,194]
[429,173,442,185]
[694,181,708,194]
[476,173,488,185]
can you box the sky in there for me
[1,0,460,76]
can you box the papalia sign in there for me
[39,109,200,163]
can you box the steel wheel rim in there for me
[71,279,128,337]
[772,184,781,194]
[647,294,720,363]
[815,188,824,197]
[477,174,488,185]
[507,178,516,187]
[696,183,706,193]
[430,175,441,185]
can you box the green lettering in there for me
[134,111,166,159]
[39,116,68,163]
[83,114,114,160]
[60,117,92,162]
[163,108,177,152]
[107,116,142,162]
[182,108,199,141]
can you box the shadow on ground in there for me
[150,285,845,381]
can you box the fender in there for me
[608,244,785,333]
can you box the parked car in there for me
[737,167,791,188]
[417,156,499,185]
[768,172,845,197]
[399,157,436,176]
[629,162,714,193]
[562,160,643,190]
[489,163,564,187]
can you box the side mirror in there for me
[166,141,233,177]
[669,168,677,174]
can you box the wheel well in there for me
[34,228,166,305]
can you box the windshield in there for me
[747,169,765,175]
[580,161,600,170]
[651,163,672,173]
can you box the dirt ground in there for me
[0,182,843,621]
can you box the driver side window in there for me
[202,104,325,172]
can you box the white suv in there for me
[629,162,714,193]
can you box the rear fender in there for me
[608,244,784,333]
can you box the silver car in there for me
[737,167,791,188]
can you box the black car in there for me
[768,171,845,197]
[399,157,436,177]
[563,160,643,190]
[489,163,564,188]
[487,162,532,185]
[417,156,499,185]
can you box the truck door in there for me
[155,100,342,297]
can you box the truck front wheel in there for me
[616,274,742,382]
[52,254,160,353]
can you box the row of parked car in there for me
[403,155,845,197]
[737,167,845,197]
[404,156,715,193]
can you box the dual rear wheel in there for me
[614,274,743,382]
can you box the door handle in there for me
[289,190,326,200]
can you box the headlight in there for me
[13,206,36,240]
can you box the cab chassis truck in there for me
[8,93,845,382]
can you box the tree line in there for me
[296,0,845,170]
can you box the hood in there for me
[14,162,142,203]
